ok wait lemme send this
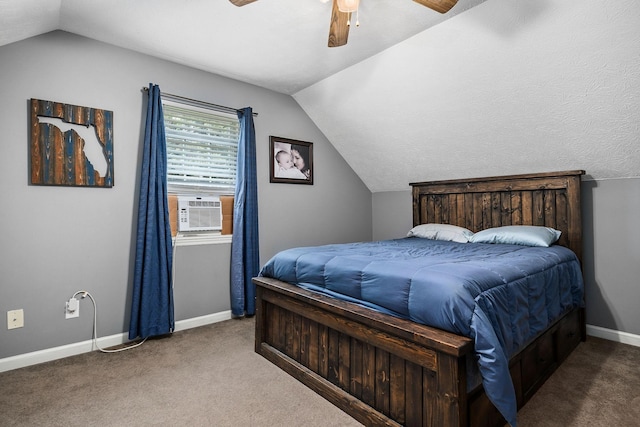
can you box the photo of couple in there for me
[270,136,313,185]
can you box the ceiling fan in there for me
[229,0,459,47]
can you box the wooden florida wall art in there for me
[30,98,114,187]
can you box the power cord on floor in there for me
[67,232,178,351]
[70,290,146,353]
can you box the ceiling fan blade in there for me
[229,0,259,6]
[413,0,458,14]
[328,0,350,47]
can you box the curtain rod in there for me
[141,87,257,117]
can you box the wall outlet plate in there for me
[7,309,24,329]
[65,299,79,319]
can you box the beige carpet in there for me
[516,334,640,426]
[0,318,638,426]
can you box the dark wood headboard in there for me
[410,170,585,263]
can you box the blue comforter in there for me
[259,238,584,426]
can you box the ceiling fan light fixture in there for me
[337,0,360,13]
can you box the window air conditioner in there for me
[177,196,222,232]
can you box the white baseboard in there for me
[173,310,232,332]
[586,324,640,347]
[3,317,633,374]
[0,310,232,373]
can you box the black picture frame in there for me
[269,136,313,185]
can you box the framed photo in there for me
[269,136,313,185]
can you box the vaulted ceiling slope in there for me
[0,0,485,95]
[295,0,640,191]
[2,0,638,192]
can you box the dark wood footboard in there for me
[254,277,584,427]
[255,276,474,426]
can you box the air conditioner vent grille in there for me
[178,196,222,232]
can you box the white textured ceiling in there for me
[1,0,638,192]
[0,0,485,95]
[295,0,640,191]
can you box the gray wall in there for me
[581,178,640,335]
[0,31,372,359]
[372,177,640,336]
[372,191,413,241]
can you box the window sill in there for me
[173,233,232,247]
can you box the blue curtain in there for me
[129,84,174,339]
[231,107,260,316]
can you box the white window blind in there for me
[163,101,239,193]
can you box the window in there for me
[162,99,239,195]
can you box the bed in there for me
[253,170,585,427]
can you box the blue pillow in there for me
[407,223,474,243]
[469,225,561,247]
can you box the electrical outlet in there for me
[7,309,24,329]
[65,298,79,319]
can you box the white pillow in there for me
[469,225,561,247]
[407,223,474,243]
